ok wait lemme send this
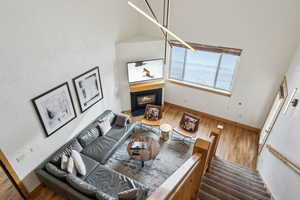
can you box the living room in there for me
[1,0,300,200]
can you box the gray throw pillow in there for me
[96,190,117,200]
[45,162,68,179]
[106,111,116,125]
[115,114,129,127]
[77,127,100,147]
[118,188,139,200]
[66,174,97,197]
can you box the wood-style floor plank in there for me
[155,103,259,169]
[7,103,259,200]
[0,166,24,200]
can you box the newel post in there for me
[209,127,222,157]
[193,139,211,173]
[206,126,222,172]
[191,138,211,199]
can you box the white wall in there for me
[258,44,300,200]
[116,36,164,110]
[0,0,139,192]
[137,0,300,128]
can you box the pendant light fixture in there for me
[128,1,195,52]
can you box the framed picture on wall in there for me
[73,67,104,113]
[32,82,77,137]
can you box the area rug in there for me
[104,124,193,194]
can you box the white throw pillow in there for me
[98,120,111,135]
[61,154,68,171]
[71,150,86,176]
[67,157,76,175]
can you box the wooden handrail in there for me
[267,145,300,175]
[147,154,202,200]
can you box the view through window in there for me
[169,41,242,93]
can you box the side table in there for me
[160,123,172,141]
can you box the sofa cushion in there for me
[96,190,117,200]
[96,110,116,125]
[106,123,135,141]
[81,136,117,163]
[50,139,83,166]
[77,125,101,147]
[105,126,125,141]
[85,165,148,199]
[66,174,97,197]
[79,153,99,179]
[45,162,68,180]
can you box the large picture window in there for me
[169,41,242,95]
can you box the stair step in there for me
[205,172,270,198]
[211,159,261,180]
[209,164,264,185]
[205,171,268,194]
[213,157,257,174]
[200,157,271,200]
[203,176,270,200]
[198,189,221,200]
[201,183,240,200]
[209,167,265,188]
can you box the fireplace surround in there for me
[130,88,162,116]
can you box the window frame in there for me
[168,40,242,97]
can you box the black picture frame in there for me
[31,82,77,137]
[72,66,104,113]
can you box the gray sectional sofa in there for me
[36,110,149,200]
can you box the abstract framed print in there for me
[73,67,104,113]
[32,82,77,137]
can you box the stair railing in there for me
[147,128,222,200]
[267,145,300,175]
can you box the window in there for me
[169,41,242,95]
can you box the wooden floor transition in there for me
[0,165,24,200]
[26,103,259,200]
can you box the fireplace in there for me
[130,88,162,116]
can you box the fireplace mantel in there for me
[129,80,165,92]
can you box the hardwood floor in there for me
[0,165,24,200]
[133,103,259,169]
[25,103,259,200]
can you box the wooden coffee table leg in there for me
[141,161,144,168]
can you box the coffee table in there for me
[127,136,160,168]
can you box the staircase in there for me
[198,157,271,200]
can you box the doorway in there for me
[259,77,288,153]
